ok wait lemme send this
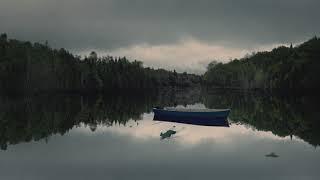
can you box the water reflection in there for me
[202,91,320,147]
[0,89,320,179]
[0,88,201,150]
[0,89,320,149]
[87,113,301,145]
[1,119,319,180]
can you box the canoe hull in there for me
[153,108,230,126]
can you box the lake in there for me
[0,89,319,180]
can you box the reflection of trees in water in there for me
[202,90,320,147]
[0,88,202,150]
[1,88,319,150]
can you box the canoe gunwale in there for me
[152,108,230,127]
[153,108,231,113]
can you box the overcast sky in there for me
[1,0,319,73]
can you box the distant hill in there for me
[204,37,320,92]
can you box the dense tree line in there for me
[204,37,320,92]
[0,33,201,94]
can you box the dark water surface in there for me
[0,89,319,180]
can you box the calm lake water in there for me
[0,89,319,180]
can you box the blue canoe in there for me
[153,107,230,127]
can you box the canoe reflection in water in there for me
[153,107,231,127]
[153,107,230,140]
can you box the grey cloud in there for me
[0,0,319,52]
